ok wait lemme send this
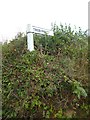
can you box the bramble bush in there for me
[2,24,89,119]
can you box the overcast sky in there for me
[0,0,89,42]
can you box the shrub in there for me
[2,25,88,119]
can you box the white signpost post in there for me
[26,24,54,51]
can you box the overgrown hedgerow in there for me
[2,24,89,119]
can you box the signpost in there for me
[26,24,54,51]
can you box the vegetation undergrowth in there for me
[2,24,89,119]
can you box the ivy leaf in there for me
[77,86,87,97]
[73,86,87,99]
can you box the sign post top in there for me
[27,24,54,36]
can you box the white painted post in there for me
[27,24,34,51]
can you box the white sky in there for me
[0,0,89,42]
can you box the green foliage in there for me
[54,108,63,118]
[2,24,88,119]
[69,80,87,99]
[2,32,27,61]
